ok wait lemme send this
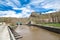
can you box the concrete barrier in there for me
[8,26,23,39]
[0,25,16,40]
[28,24,60,34]
[8,27,16,40]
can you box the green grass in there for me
[41,23,60,27]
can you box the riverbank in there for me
[28,24,60,34]
[40,23,60,27]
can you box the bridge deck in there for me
[15,25,60,40]
[0,25,16,40]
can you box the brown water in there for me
[15,25,60,40]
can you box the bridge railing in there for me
[8,26,16,40]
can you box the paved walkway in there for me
[0,24,15,40]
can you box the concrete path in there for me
[0,25,16,40]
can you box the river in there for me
[15,25,60,40]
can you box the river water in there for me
[15,25,60,40]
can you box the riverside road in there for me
[15,25,60,40]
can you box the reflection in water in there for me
[15,25,60,40]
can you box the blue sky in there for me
[0,0,60,18]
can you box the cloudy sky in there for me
[0,0,60,18]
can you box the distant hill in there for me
[29,11,60,24]
[0,11,60,25]
[0,17,29,25]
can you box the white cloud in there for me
[30,0,60,9]
[0,0,21,8]
[6,0,17,8]
[0,11,19,18]
[0,0,34,18]
[13,5,35,18]
[42,0,60,10]
[9,0,21,8]
[45,11,56,14]
[17,7,34,18]
[0,0,60,18]
[30,0,44,4]
[0,7,34,18]
[29,0,60,13]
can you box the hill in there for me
[0,11,60,25]
[29,11,60,24]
